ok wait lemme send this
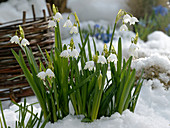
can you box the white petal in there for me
[63,19,73,28]
[54,12,63,22]
[123,14,131,23]
[48,20,56,28]
[21,38,30,46]
[37,71,46,80]
[70,26,78,34]
[120,24,128,31]
[46,69,55,77]
[60,50,70,58]
[97,55,107,64]
[10,35,20,44]
[70,49,79,57]
[107,54,117,63]
[84,61,94,71]
[129,17,139,25]
[128,43,139,57]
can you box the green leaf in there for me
[37,45,48,65]
[0,101,7,128]
[87,37,92,60]
[40,113,51,128]
[117,69,136,114]
[68,71,98,94]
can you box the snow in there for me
[1,0,170,128]
[1,81,170,128]
[0,0,48,23]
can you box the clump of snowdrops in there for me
[10,5,143,123]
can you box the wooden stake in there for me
[43,9,47,21]
[23,11,26,24]
[46,3,53,17]
[32,4,36,21]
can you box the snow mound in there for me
[147,31,170,50]
[132,54,170,86]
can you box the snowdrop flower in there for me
[97,55,107,64]
[129,17,139,25]
[123,14,131,23]
[120,24,128,31]
[107,54,117,63]
[70,49,79,58]
[84,61,94,71]
[10,35,20,44]
[46,68,55,78]
[60,50,70,58]
[63,18,72,28]
[129,43,139,57]
[21,38,30,46]
[48,20,56,28]
[37,71,46,80]
[54,12,63,22]
[70,24,78,34]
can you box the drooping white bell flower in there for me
[70,24,78,34]
[37,71,46,80]
[46,68,55,78]
[123,14,131,24]
[107,54,117,63]
[63,19,72,28]
[48,20,56,28]
[128,43,139,57]
[97,55,107,64]
[129,17,139,25]
[53,12,63,22]
[70,49,79,58]
[84,61,94,71]
[120,24,128,31]
[60,50,70,58]
[10,35,20,44]
[21,38,30,46]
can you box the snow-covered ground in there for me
[0,0,170,128]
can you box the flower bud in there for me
[74,12,80,27]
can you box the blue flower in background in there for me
[94,24,100,28]
[165,24,170,32]
[95,33,101,39]
[101,33,110,43]
[153,5,168,16]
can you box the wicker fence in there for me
[0,4,54,102]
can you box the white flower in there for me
[53,12,63,22]
[60,50,70,58]
[37,71,46,80]
[107,54,117,63]
[129,17,139,25]
[10,35,20,44]
[63,19,72,28]
[123,14,131,24]
[70,25,78,34]
[128,43,139,57]
[48,20,56,28]
[97,55,107,64]
[46,68,55,78]
[84,61,94,71]
[70,49,79,57]
[21,38,30,46]
[120,24,128,31]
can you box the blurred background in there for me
[0,0,169,40]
